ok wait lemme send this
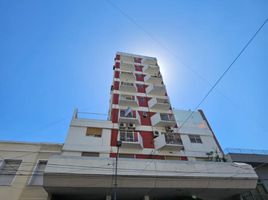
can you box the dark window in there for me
[189,135,202,143]
[81,152,100,157]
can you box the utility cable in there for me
[177,18,268,132]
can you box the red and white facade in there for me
[43,52,258,200]
[109,52,186,160]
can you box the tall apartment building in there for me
[42,52,257,200]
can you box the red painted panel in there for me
[114,71,120,78]
[110,129,118,146]
[110,153,117,158]
[115,62,120,68]
[135,65,143,72]
[140,131,154,148]
[134,57,142,63]
[180,156,188,161]
[136,154,151,159]
[151,155,165,160]
[135,74,145,82]
[138,111,151,126]
[136,84,146,93]
[113,81,119,90]
[111,109,118,123]
[137,96,148,107]
[112,94,119,104]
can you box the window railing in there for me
[120,95,135,101]
[121,82,134,87]
[119,131,138,142]
[120,110,135,118]
[165,134,182,145]
[160,114,175,121]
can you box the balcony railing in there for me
[148,98,170,110]
[143,64,159,75]
[141,58,157,66]
[151,113,176,127]
[146,84,166,96]
[119,95,138,107]
[120,55,134,63]
[118,110,140,125]
[120,62,135,72]
[119,82,137,93]
[120,72,136,82]
[144,74,162,85]
[154,133,184,151]
[118,131,143,149]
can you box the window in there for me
[189,135,202,143]
[86,127,102,137]
[81,152,100,157]
[0,159,21,185]
[29,160,47,186]
[119,131,138,142]
[120,109,134,118]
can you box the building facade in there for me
[226,148,268,199]
[0,141,62,200]
[43,52,257,200]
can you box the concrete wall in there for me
[0,141,62,200]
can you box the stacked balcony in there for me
[120,55,134,63]
[151,113,176,127]
[154,133,183,151]
[120,72,136,82]
[119,109,140,125]
[142,57,157,66]
[119,82,136,93]
[120,62,135,72]
[118,130,143,149]
[143,64,159,75]
[144,74,162,85]
[148,98,170,110]
[119,95,138,107]
[146,84,166,96]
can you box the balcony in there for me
[148,98,170,110]
[143,64,159,75]
[119,95,138,107]
[119,82,137,93]
[118,109,140,125]
[142,57,157,66]
[120,62,135,72]
[144,74,162,85]
[120,55,133,63]
[118,131,143,149]
[120,72,136,82]
[154,133,184,151]
[146,84,166,96]
[151,113,176,127]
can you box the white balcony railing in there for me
[119,110,140,125]
[154,133,183,151]
[120,72,136,82]
[148,98,170,110]
[119,82,137,93]
[144,74,162,85]
[119,95,138,107]
[118,131,143,149]
[146,84,166,96]
[120,62,135,72]
[143,64,159,75]
[151,113,176,127]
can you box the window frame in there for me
[189,135,202,144]
[0,159,22,186]
[28,159,48,186]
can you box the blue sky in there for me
[0,0,267,150]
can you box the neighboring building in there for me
[226,148,268,199]
[0,141,62,200]
[43,52,257,200]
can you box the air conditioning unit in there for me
[128,123,136,129]
[119,123,127,129]
[153,131,159,138]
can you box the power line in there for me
[177,18,268,132]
